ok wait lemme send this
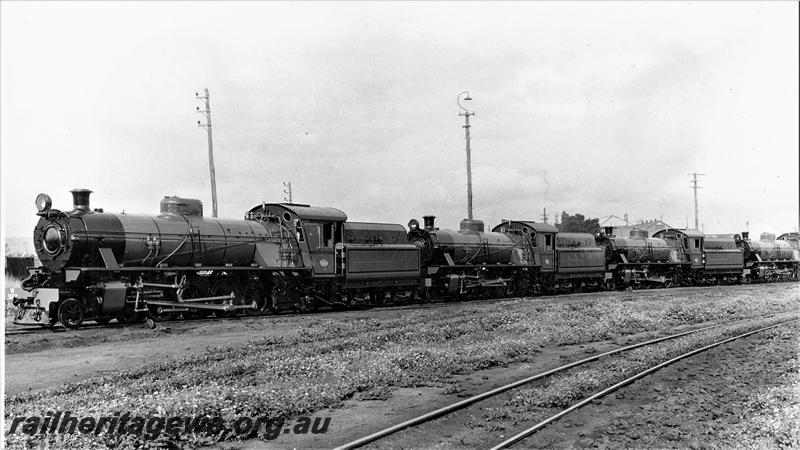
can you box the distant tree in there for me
[556,211,600,234]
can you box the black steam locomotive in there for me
[14,190,420,328]
[12,189,800,328]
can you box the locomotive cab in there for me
[246,203,347,275]
[492,220,557,271]
[652,229,705,268]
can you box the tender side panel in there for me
[704,249,744,271]
[556,248,606,274]
[345,245,420,280]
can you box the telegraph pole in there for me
[458,91,475,220]
[283,181,293,203]
[689,172,705,230]
[196,88,218,217]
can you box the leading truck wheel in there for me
[58,298,84,329]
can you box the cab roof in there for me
[492,220,559,233]
[249,203,347,222]
[653,229,705,239]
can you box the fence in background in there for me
[6,256,34,279]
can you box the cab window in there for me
[322,223,335,248]
[304,223,322,250]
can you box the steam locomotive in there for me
[12,189,800,329]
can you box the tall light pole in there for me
[458,91,475,221]
[196,88,218,218]
[689,172,705,230]
[283,181,293,203]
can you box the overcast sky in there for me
[2,2,798,243]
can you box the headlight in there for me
[35,193,52,212]
[43,226,63,254]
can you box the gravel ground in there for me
[4,282,799,448]
[358,315,798,450]
[526,322,800,449]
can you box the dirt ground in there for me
[5,282,799,449]
[271,319,798,450]
[524,323,799,449]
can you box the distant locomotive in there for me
[12,189,800,329]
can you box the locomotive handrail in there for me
[155,215,193,266]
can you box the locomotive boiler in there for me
[596,228,675,264]
[407,216,532,297]
[407,216,518,266]
[33,190,288,273]
[740,237,796,261]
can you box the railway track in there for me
[5,282,795,338]
[334,314,798,450]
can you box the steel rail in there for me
[490,317,799,450]
[6,282,793,336]
[332,313,789,450]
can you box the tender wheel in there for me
[370,290,386,306]
[58,298,84,329]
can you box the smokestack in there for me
[423,215,436,231]
[70,189,93,213]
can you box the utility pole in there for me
[689,172,706,230]
[541,207,549,224]
[283,181,293,203]
[458,91,475,220]
[196,88,218,217]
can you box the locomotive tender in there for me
[12,189,800,329]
